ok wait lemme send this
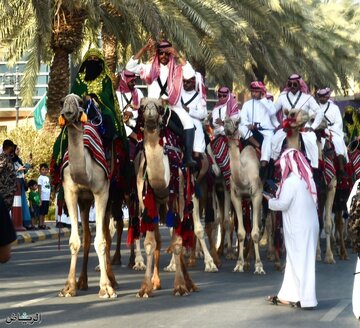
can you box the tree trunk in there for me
[44,48,70,132]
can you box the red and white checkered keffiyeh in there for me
[277,148,317,206]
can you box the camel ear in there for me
[161,98,169,108]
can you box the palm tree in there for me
[1,0,360,131]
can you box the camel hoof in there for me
[233,264,244,272]
[316,254,322,262]
[164,264,176,272]
[133,262,146,271]
[173,285,189,296]
[339,253,349,261]
[204,261,218,272]
[77,280,88,291]
[99,287,117,299]
[323,256,336,264]
[58,289,76,297]
[254,267,266,275]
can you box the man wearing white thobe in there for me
[267,149,319,308]
[239,81,279,181]
[317,88,349,174]
[272,74,324,169]
[180,71,207,154]
[126,39,197,166]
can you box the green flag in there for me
[33,94,47,130]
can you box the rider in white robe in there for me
[272,74,324,169]
[239,81,279,180]
[126,39,196,166]
[268,148,319,308]
[179,71,207,154]
[316,88,349,172]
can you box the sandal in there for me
[38,225,50,230]
[266,296,300,308]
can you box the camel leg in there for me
[231,188,246,272]
[111,219,124,265]
[137,231,156,298]
[335,210,349,260]
[104,211,117,289]
[173,235,189,296]
[93,191,116,298]
[133,238,146,270]
[59,186,81,297]
[324,178,336,264]
[251,192,266,274]
[223,188,235,260]
[164,228,177,272]
[152,225,162,290]
[77,205,91,290]
[192,194,217,272]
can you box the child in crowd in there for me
[27,179,40,230]
[37,163,51,229]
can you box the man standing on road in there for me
[0,139,17,263]
[266,148,319,309]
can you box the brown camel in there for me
[136,98,197,297]
[58,94,116,298]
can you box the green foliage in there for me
[0,124,56,181]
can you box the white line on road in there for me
[10,292,55,308]
[320,299,350,322]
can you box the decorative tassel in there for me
[80,112,88,123]
[126,226,134,247]
[166,210,175,227]
[58,115,66,127]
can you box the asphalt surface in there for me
[0,225,359,328]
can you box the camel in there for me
[136,98,197,297]
[58,94,116,298]
[223,117,265,274]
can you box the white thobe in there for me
[275,91,324,130]
[271,129,319,168]
[273,91,323,168]
[240,98,279,162]
[269,173,319,308]
[319,101,348,162]
[116,89,144,137]
[126,56,195,130]
[212,104,240,137]
[179,90,207,152]
[346,180,360,319]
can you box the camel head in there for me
[140,97,165,131]
[224,116,241,137]
[60,94,85,125]
[283,108,309,132]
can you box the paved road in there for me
[0,226,359,328]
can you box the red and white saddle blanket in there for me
[60,123,110,178]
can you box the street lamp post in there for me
[13,66,20,127]
[0,65,21,127]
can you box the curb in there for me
[13,224,97,246]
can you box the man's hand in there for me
[215,118,224,126]
[247,124,255,131]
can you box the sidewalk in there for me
[13,221,96,245]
